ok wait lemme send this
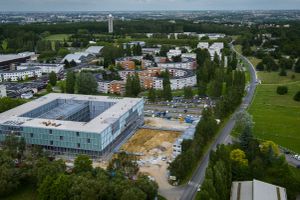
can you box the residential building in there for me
[167,49,182,59]
[0,93,144,157]
[142,48,160,55]
[109,80,125,95]
[17,63,64,74]
[230,179,287,200]
[197,42,209,49]
[157,57,197,70]
[0,67,42,82]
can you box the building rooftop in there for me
[0,54,29,63]
[231,179,287,200]
[0,93,143,134]
[85,46,104,54]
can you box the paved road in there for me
[178,44,258,200]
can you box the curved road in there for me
[178,44,258,200]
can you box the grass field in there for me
[45,34,71,41]
[248,71,300,153]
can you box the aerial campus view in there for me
[0,1,300,200]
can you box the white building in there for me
[231,179,287,200]
[108,14,114,33]
[97,81,111,93]
[62,52,91,64]
[157,57,196,70]
[0,85,6,97]
[167,49,182,59]
[197,42,209,49]
[181,53,197,59]
[0,67,42,82]
[142,48,160,55]
[85,46,104,55]
[209,42,224,60]
[17,63,64,74]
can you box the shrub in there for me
[276,86,288,95]
[294,91,300,101]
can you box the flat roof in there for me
[0,54,29,63]
[231,179,287,200]
[0,93,143,134]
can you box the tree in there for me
[294,91,300,101]
[230,149,248,166]
[121,187,147,200]
[295,58,300,73]
[46,83,53,93]
[162,70,172,101]
[38,175,55,200]
[260,141,280,156]
[279,67,287,76]
[0,153,19,197]
[184,87,193,99]
[148,88,156,103]
[49,71,57,86]
[256,61,265,71]
[76,72,98,95]
[73,154,93,174]
[239,125,253,151]
[135,175,158,200]
[49,174,71,200]
[66,71,76,94]
[276,86,288,95]
[235,111,254,134]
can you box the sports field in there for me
[248,71,300,153]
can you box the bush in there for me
[276,86,288,95]
[293,91,300,101]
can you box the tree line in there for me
[0,135,158,200]
[197,111,300,200]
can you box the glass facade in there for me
[0,98,144,157]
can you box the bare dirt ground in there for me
[120,128,182,196]
[144,117,190,130]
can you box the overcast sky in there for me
[1,0,300,11]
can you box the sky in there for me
[0,0,300,11]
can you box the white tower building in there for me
[108,14,114,33]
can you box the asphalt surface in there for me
[178,44,258,200]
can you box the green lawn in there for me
[248,72,300,153]
[45,34,71,41]
[257,71,300,84]
[4,184,37,200]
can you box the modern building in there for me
[230,179,287,200]
[62,52,93,64]
[85,46,104,55]
[0,85,7,97]
[17,63,64,74]
[108,14,114,33]
[0,67,42,82]
[0,93,144,157]
[0,52,35,71]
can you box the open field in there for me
[45,34,71,41]
[257,71,300,84]
[249,72,300,153]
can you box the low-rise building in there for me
[17,63,64,74]
[157,57,196,70]
[0,67,42,82]
[197,42,209,49]
[109,80,125,95]
[142,48,160,55]
[230,179,287,200]
[0,52,35,71]
[62,52,93,64]
[167,49,182,59]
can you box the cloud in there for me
[0,0,300,11]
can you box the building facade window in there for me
[49,130,52,134]
[87,138,90,143]
[60,136,63,140]
[77,143,80,148]
[76,132,80,137]
[50,140,53,145]
[30,133,33,137]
